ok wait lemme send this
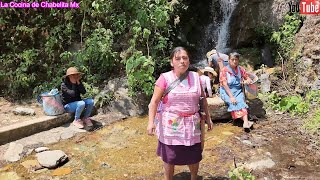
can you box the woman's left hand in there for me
[244,78,253,85]
[206,118,213,131]
[147,122,156,136]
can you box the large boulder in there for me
[97,77,147,117]
[229,0,287,48]
[207,95,266,120]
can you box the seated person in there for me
[200,67,217,97]
[61,67,94,129]
[219,52,253,129]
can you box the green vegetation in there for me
[0,0,183,99]
[229,167,255,180]
[259,90,320,115]
[94,91,115,108]
[270,13,304,61]
[304,110,320,133]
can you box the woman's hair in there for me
[229,52,240,59]
[170,46,189,60]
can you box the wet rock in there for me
[0,172,21,180]
[246,158,275,170]
[20,160,42,171]
[3,142,24,162]
[222,131,234,135]
[36,150,68,168]
[101,162,112,168]
[51,167,72,176]
[34,168,48,174]
[12,107,36,116]
[261,45,274,67]
[35,147,50,153]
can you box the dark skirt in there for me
[157,141,202,165]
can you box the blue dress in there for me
[219,65,248,112]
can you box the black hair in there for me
[170,46,189,60]
[229,52,240,59]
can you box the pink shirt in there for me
[200,75,212,97]
[155,71,202,146]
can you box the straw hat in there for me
[200,67,217,77]
[64,67,83,77]
[206,49,217,59]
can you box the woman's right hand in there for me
[147,121,156,136]
[230,97,237,104]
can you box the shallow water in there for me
[2,116,320,179]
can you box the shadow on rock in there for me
[248,98,266,118]
[85,120,103,132]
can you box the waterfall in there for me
[193,0,239,68]
[216,0,239,53]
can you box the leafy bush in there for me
[270,13,304,61]
[260,90,320,115]
[94,91,115,108]
[1,0,180,99]
[125,51,155,96]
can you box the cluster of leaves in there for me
[126,51,155,97]
[228,167,255,180]
[270,13,305,63]
[94,91,115,108]
[260,90,320,115]
[0,0,183,100]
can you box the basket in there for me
[37,91,65,116]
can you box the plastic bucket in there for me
[37,92,65,116]
[243,73,259,100]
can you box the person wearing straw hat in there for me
[219,52,254,130]
[61,67,94,129]
[207,49,229,71]
[200,67,217,97]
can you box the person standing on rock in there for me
[61,67,94,129]
[219,52,253,129]
[147,47,213,180]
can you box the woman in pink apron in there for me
[147,47,213,180]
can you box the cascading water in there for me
[193,0,239,68]
[216,0,239,53]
